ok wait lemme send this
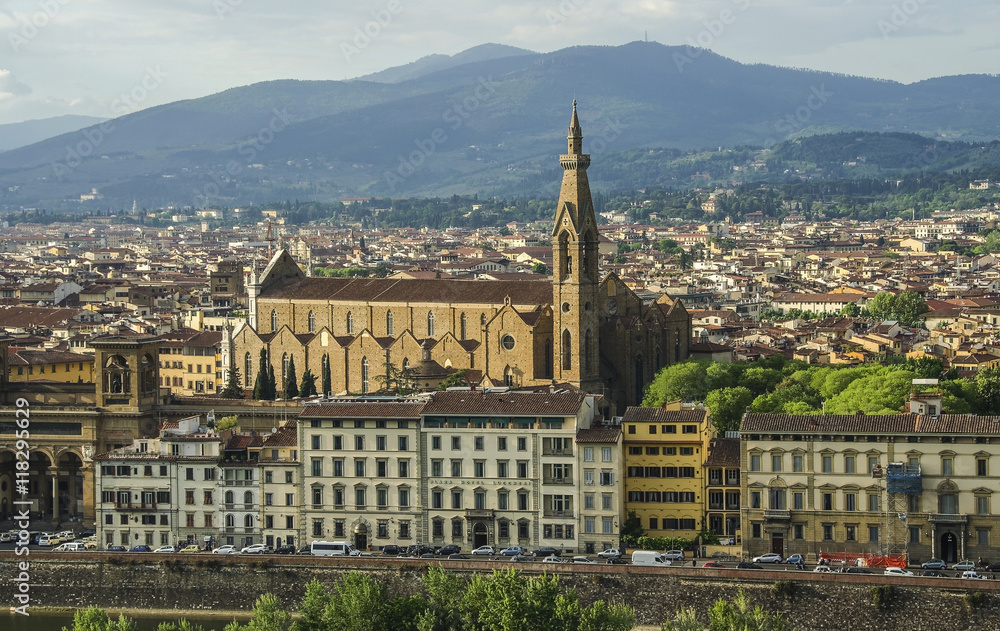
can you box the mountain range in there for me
[0,42,998,211]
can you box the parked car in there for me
[274,545,296,555]
[845,567,873,574]
[597,548,622,559]
[106,545,126,552]
[541,555,566,563]
[448,554,467,560]
[952,560,976,571]
[606,558,628,565]
[987,562,1000,572]
[813,566,833,573]
[883,567,914,577]
[921,559,946,570]
[737,562,762,569]
[153,545,176,553]
[500,546,525,556]
[212,545,238,555]
[381,545,401,556]
[962,570,989,580]
[436,545,461,556]
[129,545,151,553]
[664,550,685,561]
[52,542,86,552]
[571,556,597,564]
[241,544,270,554]
[632,551,670,566]
[406,545,435,557]
[922,570,945,577]
[470,546,495,556]
[80,530,96,539]
[753,553,782,564]
[702,561,725,568]
[0,532,12,542]
[784,554,804,565]
[37,534,53,546]
[179,545,202,553]
[532,547,560,558]
[296,545,312,555]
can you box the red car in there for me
[702,561,725,568]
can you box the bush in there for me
[770,580,794,602]
[964,591,986,611]
[870,584,894,610]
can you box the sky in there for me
[0,0,997,125]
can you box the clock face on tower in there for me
[607,299,617,315]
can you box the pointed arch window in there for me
[584,329,593,373]
[544,339,553,378]
[308,311,316,333]
[386,311,394,336]
[481,313,487,328]
[460,313,467,340]
[270,310,278,332]
[346,311,354,335]
[427,311,435,337]
[675,329,681,362]
[244,352,253,388]
[504,366,514,387]
[655,347,662,372]
[282,353,289,387]
[562,329,572,371]
[361,357,369,394]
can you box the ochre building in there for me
[231,104,692,413]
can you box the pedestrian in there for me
[692,558,697,568]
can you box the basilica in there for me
[231,104,692,412]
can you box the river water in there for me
[3,612,245,631]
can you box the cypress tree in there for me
[321,356,331,396]
[285,356,299,398]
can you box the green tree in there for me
[416,566,465,631]
[284,356,299,398]
[437,369,470,390]
[253,348,275,400]
[267,363,276,399]
[619,510,644,548]
[706,590,790,631]
[738,367,784,397]
[840,302,860,317]
[376,360,417,395]
[220,365,244,399]
[705,386,755,433]
[215,415,239,432]
[372,262,392,278]
[241,594,291,631]
[321,356,332,396]
[299,368,318,397]
[894,291,929,327]
[865,292,896,322]
[531,262,549,275]
[64,608,138,631]
[975,367,1000,414]
[643,361,709,405]
[824,368,915,414]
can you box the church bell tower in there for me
[552,102,602,392]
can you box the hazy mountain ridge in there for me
[0,115,108,153]
[1,42,999,210]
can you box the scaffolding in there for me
[873,462,922,561]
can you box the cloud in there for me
[0,69,31,100]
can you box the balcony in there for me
[543,509,574,518]
[542,478,573,485]
[542,449,574,457]
[928,513,967,525]
[763,509,791,521]
[115,502,158,511]
[222,479,255,487]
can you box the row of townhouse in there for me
[741,389,1000,564]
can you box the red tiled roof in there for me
[705,437,740,467]
[299,402,426,419]
[740,413,1000,435]
[422,391,587,416]
[576,426,622,443]
[621,407,707,423]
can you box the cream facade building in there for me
[741,393,1000,564]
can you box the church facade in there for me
[231,104,691,412]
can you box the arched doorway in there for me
[473,523,488,549]
[941,532,958,563]
[354,524,368,552]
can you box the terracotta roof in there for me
[740,413,1000,435]
[299,401,426,419]
[260,277,553,306]
[422,391,587,416]
[0,306,89,329]
[261,420,297,447]
[621,407,707,423]
[576,426,622,443]
[705,437,740,467]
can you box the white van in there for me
[310,541,360,557]
[52,542,86,552]
[631,550,671,566]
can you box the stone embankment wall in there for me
[3,553,999,631]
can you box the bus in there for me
[310,541,360,557]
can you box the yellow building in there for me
[622,404,713,543]
[159,330,223,396]
[8,349,94,383]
